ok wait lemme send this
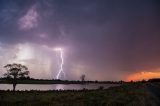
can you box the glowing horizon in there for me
[126,71,160,81]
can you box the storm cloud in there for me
[0,0,160,81]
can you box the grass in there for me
[0,83,158,106]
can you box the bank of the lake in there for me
[0,79,123,84]
[0,83,159,106]
[0,83,120,90]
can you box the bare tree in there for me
[80,74,85,82]
[4,63,29,91]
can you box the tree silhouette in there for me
[3,63,29,91]
[80,74,85,82]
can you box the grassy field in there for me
[0,83,159,106]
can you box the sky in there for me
[0,0,160,81]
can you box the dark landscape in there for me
[0,78,160,106]
[0,82,160,106]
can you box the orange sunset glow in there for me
[126,71,160,81]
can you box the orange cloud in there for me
[126,71,160,81]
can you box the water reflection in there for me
[55,84,65,90]
[0,84,120,91]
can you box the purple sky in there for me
[0,0,160,81]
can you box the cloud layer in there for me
[0,0,160,81]
[18,5,38,30]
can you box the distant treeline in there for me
[148,78,160,82]
[0,77,159,84]
[0,77,124,84]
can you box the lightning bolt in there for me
[54,48,65,79]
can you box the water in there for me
[0,84,120,91]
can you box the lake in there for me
[0,84,120,91]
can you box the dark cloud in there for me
[0,0,160,80]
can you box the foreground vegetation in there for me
[0,83,159,106]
